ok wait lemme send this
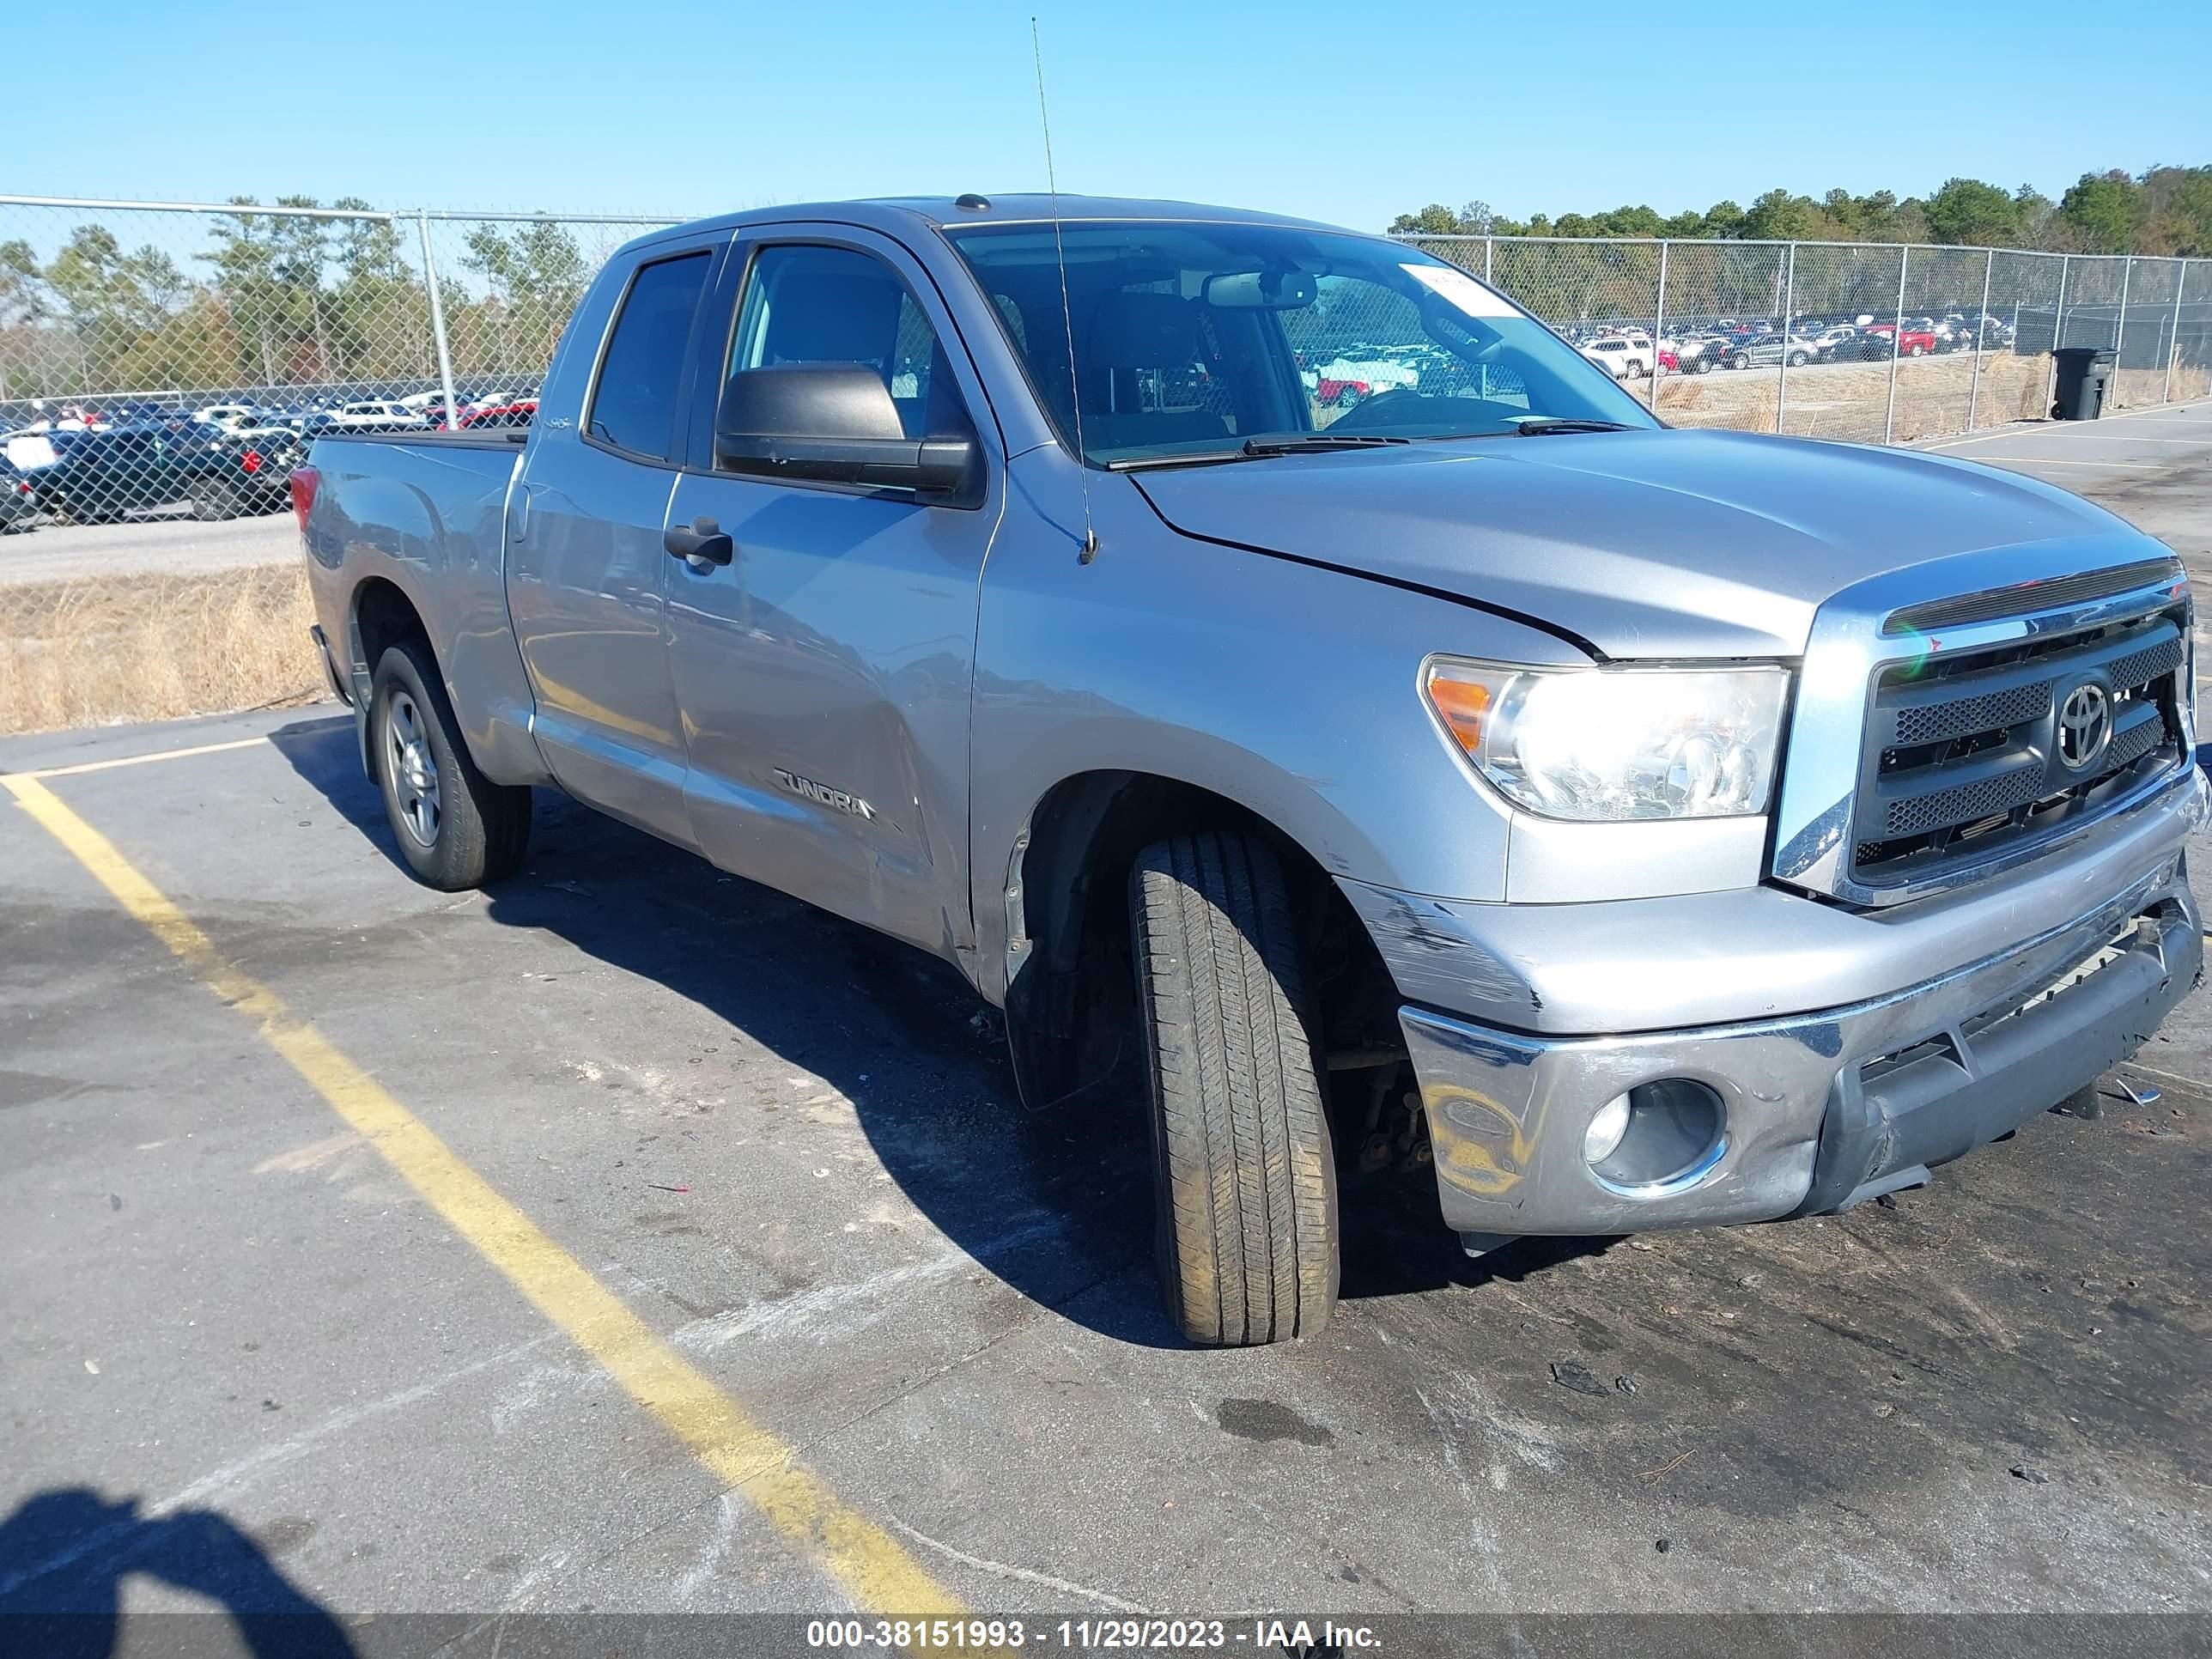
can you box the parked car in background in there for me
[27,420,301,522]
[193,404,258,428]
[1578,334,1654,379]
[0,455,35,532]
[1727,332,1820,369]
[1672,333,1729,374]
[459,398,538,429]
[1808,325,1860,360]
[332,401,429,428]
[1863,322,1937,356]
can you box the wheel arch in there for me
[348,574,437,776]
[998,768,1395,1115]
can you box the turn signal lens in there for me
[1425,675,1491,749]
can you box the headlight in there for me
[1424,657,1789,821]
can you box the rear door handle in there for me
[663,516,733,567]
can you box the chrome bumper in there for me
[1401,857,2200,1240]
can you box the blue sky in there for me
[19,1,2209,229]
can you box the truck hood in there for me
[1131,428,2137,659]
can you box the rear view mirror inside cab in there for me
[1200,269,1317,310]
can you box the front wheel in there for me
[1788,351,1810,367]
[1130,831,1338,1346]
[369,640,532,890]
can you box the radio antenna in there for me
[1031,15,1097,562]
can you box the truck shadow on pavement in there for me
[0,1486,355,1658]
[270,717,1601,1348]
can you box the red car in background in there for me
[459,398,538,429]
[1861,323,1937,357]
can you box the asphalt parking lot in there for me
[5,404,2212,1651]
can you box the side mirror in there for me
[714,364,975,497]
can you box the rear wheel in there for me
[1130,830,1338,1346]
[190,479,240,520]
[369,640,531,890]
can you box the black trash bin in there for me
[2051,345,2114,420]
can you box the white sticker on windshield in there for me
[1400,262,1515,318]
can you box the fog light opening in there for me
[1583,1092,1632,1164]
[1586,1079,1726,1193]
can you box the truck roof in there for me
[621,194,1346,257]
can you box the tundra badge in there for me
[775,769,877,821]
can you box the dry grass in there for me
[1650,350,2210,443]
[0,562,325,736]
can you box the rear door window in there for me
[588,251,712,461]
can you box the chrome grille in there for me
[1850,611,2187,888]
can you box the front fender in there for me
[967,453,1584,1004]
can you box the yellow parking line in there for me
[25,735,272,778]
[2,772,969,1626]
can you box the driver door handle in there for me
[663,516,733,567]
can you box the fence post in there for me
[1649,240,1668,410]
[2112,255,2133,407]
[1966,246,1994,430]
[1884,246,1909,444]
[416,209,460,430]
[2168,258,2187,403]
[1484,236,1493,285]
[1775,243,1796,434]
[2046,255,2070,417]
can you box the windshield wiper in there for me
[1239,434,1410,455]
[1107,433,1409,471]
[1510,417,1640,435]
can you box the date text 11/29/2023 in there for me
[804,1618,1383,1650]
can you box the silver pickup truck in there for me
[298,195,2203,1346]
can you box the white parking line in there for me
[1975,457,2166,469]
[21,735,272,779]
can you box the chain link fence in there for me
[1403,234,2210,444]
[3,195,2209,733]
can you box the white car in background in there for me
[1577,334,1655,379]
[192,404,257,428]
[1808,325,1860,360]
[331,401,429,428]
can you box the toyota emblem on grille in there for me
[2057,681,2112,770]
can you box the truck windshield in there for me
[944,220,1659,466]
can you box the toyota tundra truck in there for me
[295,196,2204,1346]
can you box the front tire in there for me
[1130,831,1338,1346]
[369,640,531,890]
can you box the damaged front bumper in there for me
[1394,853,2201,1244]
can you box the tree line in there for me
[1389,166,2212,255]
[0,195,605,405]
